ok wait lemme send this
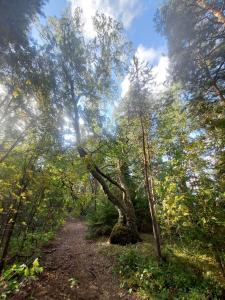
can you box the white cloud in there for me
[121,45,169,97]
[69,0,144,37]
[136,44,159,64]
[0,84,6,96]
[152,55,169,89]
[121,74,130,98]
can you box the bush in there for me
[0,258,43,299]
[114,249,224,299]
[133,193,152,234]
[86,199,118,238]
[109,224,140,245]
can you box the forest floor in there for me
[12,219,139,300]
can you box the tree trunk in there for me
[78,146,140,244]
[70,86,140,244]
[213,82,225,103]
[89,177,98,211]
[0,178,28,273]
[140,116,163,260]
[116,206,126,225]
[119,161,141,241]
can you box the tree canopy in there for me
[0,1,225,299]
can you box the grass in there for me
[96,233,225,300]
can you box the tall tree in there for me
[121,57,163,259]
[156,0,225,104]
[40,9,141,244]
[154,95,225,275]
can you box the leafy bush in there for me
[133,192,152,234]
[86,199,118,237]
[109,224,140,245]
[114,249,224,299]
[0,258,43,299]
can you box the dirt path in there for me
[14,219,138,300]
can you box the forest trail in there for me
[13,219,138,300]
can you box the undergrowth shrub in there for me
[9,230,56,258]
[133,193,152,233]
[86,199,118,238]
[109,224,140,245]
[0,225,60,298]
[0,258,43,299]
[114,249,224,299]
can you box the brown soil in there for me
[13,219,139,300]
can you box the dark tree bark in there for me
[87,154,141,243]
[118,161,141,241]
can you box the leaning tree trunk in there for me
[109,162,141,245]
[71,91,140,244]
[113,160,141,242]
[78,146,141,244]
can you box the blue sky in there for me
[39,0,166,50]
[126,0,166,50]
[34,0,169,95]
[37,0,169,141]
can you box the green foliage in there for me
[0,258,43,298]
[0,0,47,50]
[156,0,225,104]
[86,198,118,238]
[0,0,225,297]
[153,99,225,273]
[109,224,140,245]
[0,144,75,272]
[133,192,152,233]
[114,249,223,299]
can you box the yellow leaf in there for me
[21,192,26,199]
[12,88,20,98]
[26,80,31,85]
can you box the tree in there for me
[0,131,65,272]
[196,0,225,25]
[0,32,65,272]
[154,93,225,275]
[0,0,47,51]
[40,9,141,244]
[156,0,225,104]
[120,57,163,259]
